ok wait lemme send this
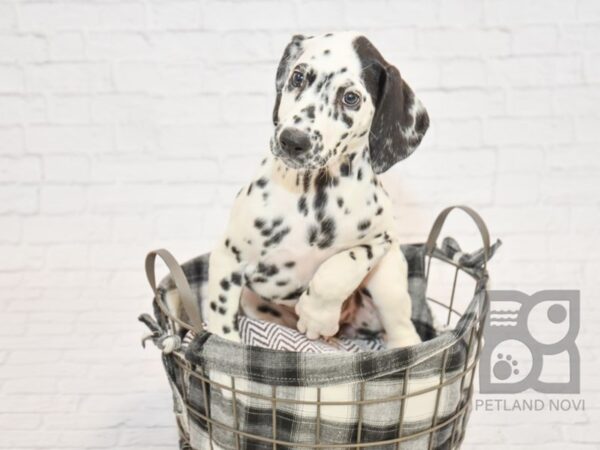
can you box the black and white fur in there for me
[207,32,429,348]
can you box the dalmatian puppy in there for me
[207,32,429,348]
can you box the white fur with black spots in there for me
[207,32,428,348]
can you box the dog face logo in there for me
[479,290,580,394]
[271,33,429,174]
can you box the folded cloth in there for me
[182,315,385,353]
[239,316,385,352]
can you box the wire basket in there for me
[140,206,495,450]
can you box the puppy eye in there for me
[291,70,305,88]
[343,91,361,107]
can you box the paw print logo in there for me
[479,290,580,394]
[494,353,519,380]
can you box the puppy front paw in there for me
[295,290,340,340]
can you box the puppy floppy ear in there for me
[273,34,306,126]
[354,36,429,174]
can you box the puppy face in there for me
[271,32,429,173]
[271,33,375,170]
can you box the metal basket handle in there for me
[425,205,491,269]
[145,249,204,332]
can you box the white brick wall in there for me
[1,0,599,448]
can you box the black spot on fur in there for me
[415,111,428,133]
[337,197,344,207]
[220,279,230,291]
[257,262,279,276]
[305,105,315,119]
[317,217,336,249]
[218,295,227,304]
[316,79,325,93]
[284,261,296,268]
[231,272,242,286]
[246,183,253,196]
[210,301,217,311]
[264,227,290,247]
[361,244,373,259]
[275,280,289,287]
[282,286,304,300]
[313,170,329,212]
[298,196,309,216]
[257,304,282,317]
[376,206,384,215]
[302,172,311,192]
[222,325,231,334]
[357,168,362,180]
[224,238,230,247]
[218,306,227,314]
[254,218,265,229]
[357,220,371,231]
[313,187,327,211]
[256,177,268,188]
[340,162,350,176]
[349,251,356,260]
[308,225,318,245]
[341,114,353,128]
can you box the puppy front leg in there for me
[364,244,421,348]
[208,245,244,342]
[296,243,389,340]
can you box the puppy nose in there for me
[279,128,311,154]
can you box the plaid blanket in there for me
[151,241,494,449]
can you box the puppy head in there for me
[271,32,429,173]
